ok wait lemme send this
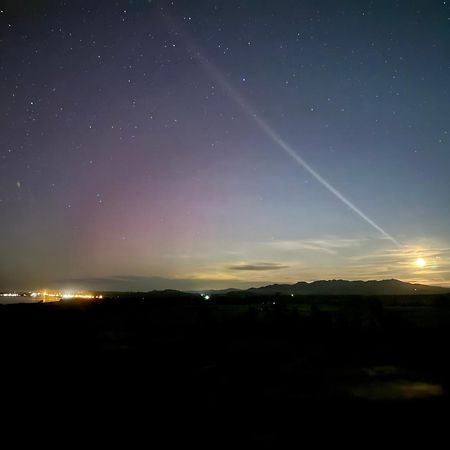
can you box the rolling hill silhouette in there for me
[209,279,450,296]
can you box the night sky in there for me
[1,0,449,292]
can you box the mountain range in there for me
[206,279,450,296]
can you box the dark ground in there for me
[1,293,449,447]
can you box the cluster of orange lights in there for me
[31,292,103,301]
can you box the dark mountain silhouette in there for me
[199,288,242,295]
[242,279,450,296]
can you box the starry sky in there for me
[1,0,450,292]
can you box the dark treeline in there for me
[209,291,450,306]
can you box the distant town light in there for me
[1,291,102,302]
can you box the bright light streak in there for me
[1,291,102,302]
[184,39,402,248]
[26,291,103,301]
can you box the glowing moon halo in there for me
[415,258,427,268]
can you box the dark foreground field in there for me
[1,293,450,447]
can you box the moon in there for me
[415,258,427,268]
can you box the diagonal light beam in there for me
[178,28,402,248]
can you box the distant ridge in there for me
[215,279,450,296]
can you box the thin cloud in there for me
[263,238,365,255]
[227,262,290,271]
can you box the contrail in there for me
[179,32,402,247]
